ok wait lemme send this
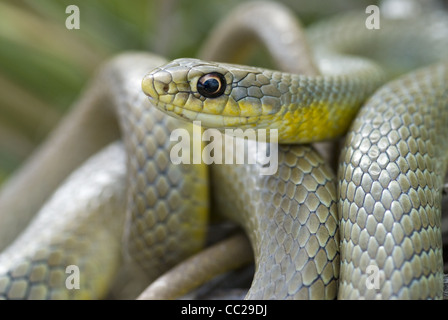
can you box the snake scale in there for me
[0,1,447,299]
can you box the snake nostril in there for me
[163,84,169,92]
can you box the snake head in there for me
[142,58,283,128]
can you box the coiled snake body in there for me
[0,1,447,299]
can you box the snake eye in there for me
[197,72,226,98]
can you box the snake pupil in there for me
[197,72,226,98]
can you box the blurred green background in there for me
[4,0,434,183]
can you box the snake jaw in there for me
[148,97,260,129]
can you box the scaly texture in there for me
[0,143,126,299]
[338,63,448,299]
[103,55,209,279]
[211,142,339,299]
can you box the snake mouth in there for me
[148,97,258,129]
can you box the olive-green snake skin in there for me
[0,1,447,299]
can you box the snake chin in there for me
[148,99,259,130]
[147,98,198,123]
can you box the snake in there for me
[0,0,447,299]
[142,2,448,299]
